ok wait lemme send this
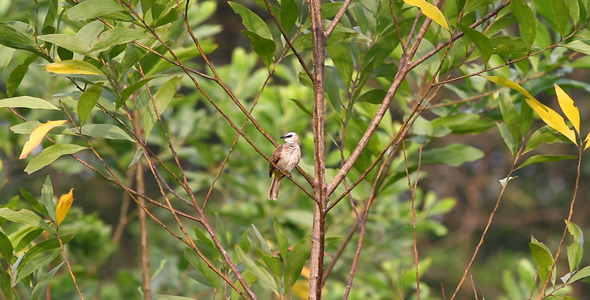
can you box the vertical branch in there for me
[537,145,584,298]
[308,0,327,298]
[134,110,152,300]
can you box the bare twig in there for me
[450,146,524,299]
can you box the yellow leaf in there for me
[483,76,535,99]
[554,84,580,133]
[523,97,577,145]
[584,132,590,150]
[56,188,74,226]
[45,60,105,76]
[484,76,577,145]
[403,0,450,30]
[292,267,311,299]
[19,120,68,159]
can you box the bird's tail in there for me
[268,176,281,200]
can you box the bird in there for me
[268,132,301,200]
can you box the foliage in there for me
[0,0,590,299]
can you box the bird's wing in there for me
[269,145,283,177]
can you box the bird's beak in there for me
[280,134,287,139]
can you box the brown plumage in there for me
[268,132,301,200]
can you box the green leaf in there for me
[497,123,515,155]
[431,113,494,134]
[516,155,576,170]
[183,249,221,289]
[78,82,104,125]
[14,235,73,285]
[31,262,64,300]
[118,76,158,110]
[228,2,272,39]
[567,220,583,245]
[7,54,38,97]
[0,208,52,233]
[289,98,313,116]
[21,187,49,217]
[498,94,521,150]
[0,269,11,299]
[530,236,555,285]
[356,89,387,104]
[324,66,342,114]
[567,243,582,273]
[328,42,354,85]
[14,229,44,253]
[463,0,497,15]
[143,76,182,137]
[242,31,275,67]
[37,34,91,55]
[412,143,484,167]
[566,0,580,24]
[0,231,13,260]
[234,246,279,295]
[273,218,289,262]
[250,224,272,256]
[90,27,151,53]
[510,0,536,48]
[286,236,311,288]
[0,96,59,110]
[68,0,125,21]
[568,265,590,283]
[0,24,50,60]
[77,124,134,142]
[24,144,88,174]
[525,126,571,153]
[563,40,590,56]
[41,176,56,224]
[280,0,299,33]
[551,0,571,35]
[457,23,493,64]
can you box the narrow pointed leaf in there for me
[19,120,67,159]
[510,0,536,47]
[569,265,590,282]
[403,0,450,30]
[0,208,52,232]
[31,262,64,300]
[228,2,273,39]
[516,155,576,170]
[0,96,59,110]
[25,144,87,174]
[554,84,580,133]
[457,23,493,63]
[143,76,181,137]
[14,235,73,285]
[78,82,104,125]
[68,0,125,20]
[530,236,555,285]
[78,124,135,142]
[45,60,105,76]
[7,54,38,97]
[37,34,91,54]
[234,246,279,295]
[584,131,590,150]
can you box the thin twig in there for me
[450,146,524,299]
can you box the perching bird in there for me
[268,132,301,200]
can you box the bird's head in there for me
[280,132,300,144]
